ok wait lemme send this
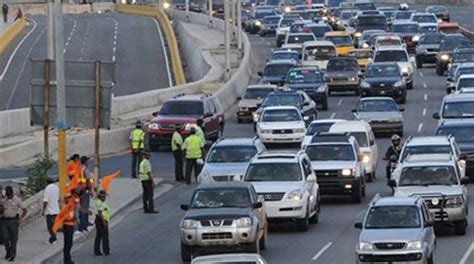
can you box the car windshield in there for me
[287,69,323,83]
[306,144,355,161]
[419,34,444,44]
[340,12,355,20]
[190,188,251,209]
[437,126,474,143]
[245,163,302,181]
[399,166,457,186]
[458,79,474,89]
[243,88,273,99]
[290,24,306,33]
[442,101,474,118]
[262,94,300,107]
[306,122,334,135]
[207,145,258,163]
[440,38,470,51]
[377,38,402,46]
[280,18,295,27]
[383,11,394,18]
[365,64,400,77]
[453,52,474,63]
[420,25,437,33]
[358,100,398,112]
[349,132,369,147]
[392,24,419,33]
[401,145,451,161]
[287,34,316,44]
[325,35,352,46]
[394,12,413,20]
[303,46,337,60]
[272,52,300,61]
[428,6,447,13]
[264,16,280,23]
[327,59,358,71]
[455,68,474,80]
[159,101,203,115]
[365,206,421,229]
[348,50,373,58]
[374,50,408,62]
[264,64,293,76]
[255,11,274,19]
[261,109,302,122]
[358,16,386,26]
[412,15,437,23]
[355,3,375,10]
[306,26,332,38]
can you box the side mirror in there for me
[307,174,316,182]
[354,222,363,229]
[424,220,434,227]
[351,109,357,113]
[258,71,263,76]
[399,108,405,112]
[432,113,440,120]
[152,111,158,117]
[237,96,242,100]
[461,177,470,185]
[388,179,397,188]
[252,201,263,209]
[180,204,189,211]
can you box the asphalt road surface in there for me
[0,13,171,111]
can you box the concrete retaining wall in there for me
[176,22,211,81]
[375,0,474,5]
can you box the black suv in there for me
[360,62,407,103]
[415,33,445,68]
[258,59,299,86]
[436,34,471,75]
[285,67,329,110]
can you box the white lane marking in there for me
[153,18,172,87]
[270,48,274,52]
[419,71,424,77]
[79,19,92,61]
[63,19,77,53]
[422,108,427,116]
[418,123,423,132]
[424,94,428,101]
[459,242,474,264]
[330,112,336,119]
[0,18,37,81]
[112,47,116,53]
[112,55,116,62]
[312,242,333,261]
[337,99,343,106]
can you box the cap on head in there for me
[143,151,151,156]
[70,153,80,160]
[80,156,90,164]
[135,120,143,128]
[189,127,196,134]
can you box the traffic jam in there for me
[151,1,474,263]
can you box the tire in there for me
[416,57,423,68]
[296,206,310,231]
[322,99,328,111]
[180,242,193,262]
[310,196,320,224]
[436,65,444,76]
[246,239,260,254]
[237,118,243,123]
[427,252,435,264]
[352,181,363,203]
[454,220,467,235]
[259,224,267,250]
[366,172,373,183]
[398,96,406,104]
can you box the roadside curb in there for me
[33,178,171,263]
[0,16,27,54]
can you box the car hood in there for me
[248,181,303,193]
[360,228,422,243]
[394,185,463,197]
[152,115,199,124]
[364,76,401,84]
[238,99,262,108]
[325,71,358,78]
[287,82,325,90]
[184,208,252,220]
[258,121,306,130]
[202,163,249,176]
[310,160,356,170]
[355,111,402,120]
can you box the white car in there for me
[301,119,346,149]
[192,254,267,264]
[374,35,405,50]
[455,73,474,92]
[329,121,378,182]
[243,151,320,231]
[372,46,415,89]
[256,106,307,144]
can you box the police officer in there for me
[171,126,184,182]
[1,186,27,262]
[93,190,111,256]
[139,151,158,214]
[130,120,145,178]
[195,119,206,146]
[384,134,403,180]
[183,127,205,185]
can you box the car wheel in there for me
[310,196,320,224]
[259,223,267,250]
[454,220,467,235]
[436,65,444,76]
[296,206,310,231]
[237,118,243,123]
[427,252,435,264]
[416,57,423,68]
[352,182,363,203]
[246,239,260,253]
[366,172,373,183]
[322,99,328,111]
[180,242,193,262]
[398,96,406,104]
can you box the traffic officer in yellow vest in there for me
[171,126,184,182]
[93,190,111,256]
[183,127,206,185]
[196,119,206,147]
[130,120,145,178]
[139,151,158,214]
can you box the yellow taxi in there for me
[323,31,354,56]
[347,49,374,72]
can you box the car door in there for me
[421,203,436,254]
[300,93,316,120]
[302,158,318,211]
[368,129,378,170]
[204,99,219,138]
[250,186,266,234]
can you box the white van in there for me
[329,120,378,182]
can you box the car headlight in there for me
[360,81,371,88]
[362,43,369,48]
[412,35,420,42]
[294,128,305,133]
[354,32,362,38]
[253,112,259,122]
[406,241,422,250]
[358,242,374,251]
[236,217,252,227]
[259,128,272,134]
[393,81,403,87]
[440,54,450,61]
[362,155,370,164]
[149,123,159,129]
[317,84,327,92]
[350,77,357,82]
[437,18,443,23]
[198,171,211,183]
[336,20,341,25]
[445,195,464,207]
[322,16,328,21]
[284,6,291,13]
[181,219,198,229]
[341,168,353,176]
[401,67,410,74]
[255,20,261,26]
[287,189,304,201]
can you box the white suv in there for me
[243,151,320,231]
[256,106,307,144]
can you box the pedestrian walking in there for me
[139,151,158,214]
[1,186,27,262]
[130,120,145,178]
[62,193,78,264]
[2,4,8,23]
[93,190,110,256]
[183,127,205,185]
[42,177,59,245]
[171,126,184,182]
[78,156,95,233]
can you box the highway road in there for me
[0,13,171,111]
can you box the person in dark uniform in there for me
[139,151,158,214]
[171,126,184,182]
[93,191,111,256]
[384,134,402,180]
[2,4,8,23]
[1,186,27,262]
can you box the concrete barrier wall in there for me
[176,22,211,81]
[0,17,26,54]
[375,0,474,5]
[0,109,36,139]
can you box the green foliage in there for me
[26,154,55,193]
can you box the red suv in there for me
[148,93,225,151]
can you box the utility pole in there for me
[224,0,230,80]
[47,0,54,60]
[54,0,67,203]
[231,0,235,39]
[208,0,213,27]
[185,0,189,20]
[44,0,55,158]
[237,0,242,55]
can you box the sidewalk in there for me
[0,15,15,34]
[13,177,173,263]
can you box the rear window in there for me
[327,59,358,71]
[325,35,352,46]
[412,15,437,23]
[374,50,408,62]
[243,88,273,99]
[306,26,332,38]
[306,144,355,161]
[401,145,452,161]
[159,100,203,115]
[264,64,294,76]
[392,24,419,33]
[287,34,316,44]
